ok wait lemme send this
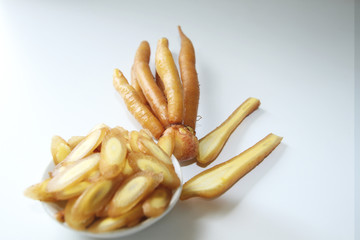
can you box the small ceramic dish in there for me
[42,156,183,238]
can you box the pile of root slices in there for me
[25,125,181,233]
[25,26,283,233]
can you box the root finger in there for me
[155,38,183,124]
[197,97,260,166]
[113,69,164,139]
[178,26,199,130]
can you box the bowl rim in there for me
[42,155,183,239]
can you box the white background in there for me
[0,0,356,239]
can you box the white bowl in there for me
[42,156,183,238]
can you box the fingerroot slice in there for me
[181,133,282,200]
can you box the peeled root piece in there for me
[88,204,144,233]
[142,186,172,218]
[197,97,260,167]
[108,171,163,217]
[46,153,101,193]
[181,133,283,200]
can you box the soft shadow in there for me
[118,197,240,240]
[117,202,200,240]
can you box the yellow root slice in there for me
[181,133,283,200]
[71,178,120,222]
[113,69,164,139]
[157,128,175,157]
[122,158,135,177]
[89,204,144,233]
[64,197,95,230]
[197,97,260,166]
[135,61,169,127]
[137,135,173,166]
[95,203,110,218]
[126,218,142,228]
[55,210,65,223]
[129,131,142,152]
[142,186,172,218]
[52,127,107,176]
[128,152,180,189]
[86,168,102,182]
[67,136,85,150]
[47,153,101,193]
[108,171,163,217]
[89,123,110,132]
[155,38,184,124]
[129,129,152,153]
[24,178,55,202]
[55,181,91,200]
[64,198,76,224]
[113,126,129,140]
[51,136,71,165]
[139,129,153,140]
[100,129,128,179]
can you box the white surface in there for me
[0,0,355,239]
